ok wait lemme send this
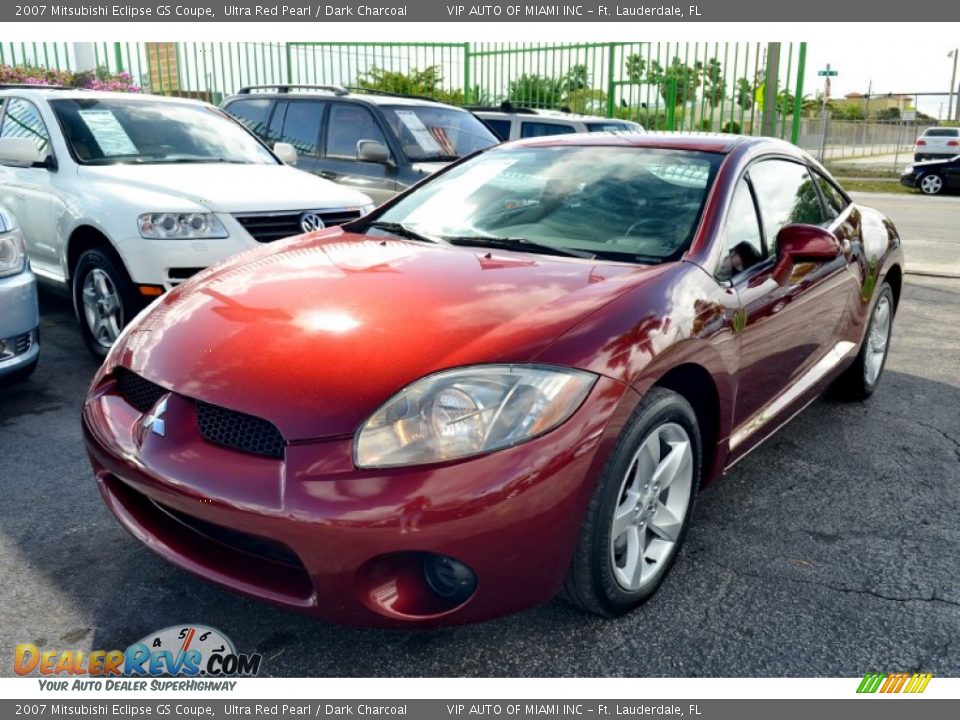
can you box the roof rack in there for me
[235,84,350,96]
[0,83,74,91]
[345,87,444,103]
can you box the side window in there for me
[325,104,389,160]
[716,178,765,282]
[748,159,826,254]
[224,99,272,139]
[811,171,849,220]
[1,98,51,157]
[483,118,511,141]
[279,101,324,157]
[520,121,576,139]
[265,102,287,146]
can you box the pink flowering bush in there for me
[0,64,140,92]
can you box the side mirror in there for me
[273,142,298,166]
[772,223,841,284]
[357,140,391,164]
[0,138,44,168]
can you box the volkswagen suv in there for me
[0,86,374,357]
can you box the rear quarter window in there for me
[224,99,272,139]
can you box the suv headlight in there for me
[0,213,26,278]
[138,213,228,239]
[358,203,376,217]
[355,365,597,468]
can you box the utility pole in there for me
[949,49,958,121]
[864,79,872,120]
[761,42,781,137]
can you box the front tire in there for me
[832,282,895,400]
[919,173,944,195]
[562,387,701,617]
[73,249,140,360]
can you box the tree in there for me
[355,65,464,105]
[623,55,702,106]
[507,73,563,109]
[701,59,725,107]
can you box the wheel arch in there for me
[66,225,123,285]
[650,362,723,487]
[883,263,903,311]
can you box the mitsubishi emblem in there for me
[143,396,169,437]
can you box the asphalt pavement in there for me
[1,193,958,677]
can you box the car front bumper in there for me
[899,172,918,189]
[0,268,40,377]
[82,372,634,626]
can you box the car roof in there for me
[473,108,639,123]
[0,86,211,107]
[502,131,777,154]
[223,85,467,110]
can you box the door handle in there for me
[319,171,337,180]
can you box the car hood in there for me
[115,230,663,440]
[80,163,372,212]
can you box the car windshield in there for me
[50,98,278,165]
[374,146,722,263]
[381,105,498,162]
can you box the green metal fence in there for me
[0,41,807,141]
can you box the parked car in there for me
[913,127,960,161]
[0,205,39,383]
[222,85,500,203]
[84,133,903,627]
[0,86,374,358]
[471,102,644,141]
[900,154,960,195]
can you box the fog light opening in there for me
[423,554,477,604]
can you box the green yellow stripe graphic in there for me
[857,672,933,694]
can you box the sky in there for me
[804,41,960,118]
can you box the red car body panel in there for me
[83,133,904,626]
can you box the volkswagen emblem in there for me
[300,212,325,233]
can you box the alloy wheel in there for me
[610,422,694,592]
[81,268,124,349]
[920,174,943,195]
[864,295,891,386]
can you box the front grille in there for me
[234,209,362,243]
[115,367,167,413]
[153,500,302,568]
[196,401,285,459]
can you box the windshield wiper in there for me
[365,221,444,244]
[444,234,596,259]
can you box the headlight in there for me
[138,213,228,239]
[355,365,597,468]
[0,213,26,278]
[358,203,376,217]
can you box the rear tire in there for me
[72,248,141,360]
[832,282,895,400]
[562,387,701,617]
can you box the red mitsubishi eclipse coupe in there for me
[83,133,903,626]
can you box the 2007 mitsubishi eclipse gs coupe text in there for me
[83,133,903,626]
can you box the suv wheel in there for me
[73,249,140,359]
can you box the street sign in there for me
[903,111,917,121]
[818,69,839,76]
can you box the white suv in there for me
[471,104,643,141]
[914,127,960,161]
[0,87,374,357]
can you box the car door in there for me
[265,99,326,176]
[317,103,398,203]
[944,158,960,190]
[0,97,65,281]
[721,159,855,461]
